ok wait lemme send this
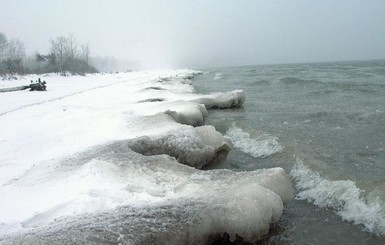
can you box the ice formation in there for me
[129,125,232,169]
[0,70,293,244]
[194,90,246,109]
[2,146,293,244]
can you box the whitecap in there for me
[225,124,284,158]
[214,73,223,80]
[290,158,385,235]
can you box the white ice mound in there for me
[225,125,284,158]
[2,146,293,244]
[129,125,232,169]
[160,102,208,126]
[194,90,246,109]
[133,101,208,126]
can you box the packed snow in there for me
[0,70,293,244]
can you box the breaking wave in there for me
[213,73,223,80]
[225,125,284,158]
[290,159,385,236]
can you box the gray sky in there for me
[1,0,385,69]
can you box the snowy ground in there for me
[0,71,293,244]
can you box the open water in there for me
[193,60,385,244]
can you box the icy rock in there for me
[128,125,232,169]
[164,108,206,126]
[195,90,246,109]
[161,102,208,126]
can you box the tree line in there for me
[0,32,97,76]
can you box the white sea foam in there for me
[290,159,385,235]
[214,72,223,80]
[225,124,284,158]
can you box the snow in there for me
[0,70,293,243]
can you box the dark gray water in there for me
[193,60,385,244]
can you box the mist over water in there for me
[193,60,385,244]
[1,1,385,69]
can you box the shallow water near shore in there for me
[193,60,385,244]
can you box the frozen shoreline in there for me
[0,70,293,244]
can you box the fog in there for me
[1,0,385,69]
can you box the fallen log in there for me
[0,85,31,93]
[0,78,47,93]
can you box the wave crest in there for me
[290,159,385,235]
[225,125,284,158]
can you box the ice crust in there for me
[0,70,293,243]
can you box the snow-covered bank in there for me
[0,70,293,243]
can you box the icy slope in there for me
[0,70,293,243]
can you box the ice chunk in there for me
[159,101,208,126]
[128,125,232,169]
[194,90,246,109]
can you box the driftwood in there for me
[0,78,47,93]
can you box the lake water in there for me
[193,60,385,244]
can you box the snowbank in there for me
[0,70,293,243]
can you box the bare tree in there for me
[0,32,8,61]
[0,32,97,75]
[0,38,26,74]
[50,36,70,74]
[68,34,78,60]
[6,39,26,60]
[81,42,90,65]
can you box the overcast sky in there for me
[1,0,385,69]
